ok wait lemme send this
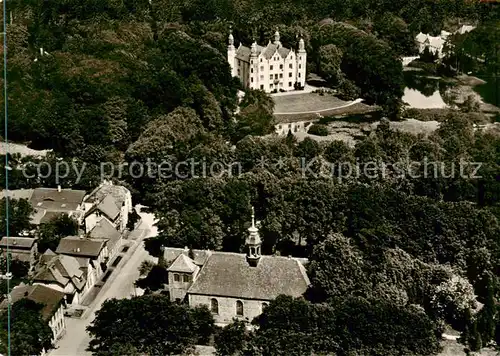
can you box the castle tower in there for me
[246,207,261,267]
[274,28,281,47]
[227,27,236,77]
[296,36,307,88]
[249,40,258,90]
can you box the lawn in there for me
[273,93,348,113]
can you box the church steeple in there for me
[246,207,261,267]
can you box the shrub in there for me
[308,124,329,136]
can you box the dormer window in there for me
[174,273,180,282]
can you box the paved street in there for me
[49,207,158,356]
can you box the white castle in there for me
[227,29,307,93]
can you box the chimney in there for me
[76,248,81,252]
[57,185,61,192]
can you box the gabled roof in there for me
[167,254,198,273]
[164,247,210,266]
[89,217,121,251]
[1,284,65,320]
[30,188,86,212]
[56,236,106,258]
[85,182,129,209]
[235,42,293,62]
[187,252,310,300]
[96,195,121,220]
[34,253,86,290]
[415,32,428,43]
[0,236,36,249]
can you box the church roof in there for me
[164,247,210,266]
[167,254,198,273]
[187,252,310,300]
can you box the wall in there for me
[188,294,269,325]
[48,304,66,342]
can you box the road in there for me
[49,207,158,356]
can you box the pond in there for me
[402,72,452,109]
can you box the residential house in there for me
[33,249,94,306]
[84,180,133,233]
[56,236,108,281]
[0,236,38,271]
[1,283,66,343]
[88,216,122,263]
[164,210,310,326]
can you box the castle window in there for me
[236,300,244,316]
[260,85,264,89]
[237,69,240,76]
[183,274,190,283]
[251,68,253,73]
[260,58,262,62]
[289,72,292,78]
[251,77,254,83]
[299,56,302,60]
[251,60,253,65]
[274,74,278,79]
[211,299,219,314]
[298,73,301,78]
[238,61,240,67]
[280,64,283,70]
[269,75,273,80]
[270,65,273,70]
[299,64,301,69]
[260,75,264,80]
[279,73,283,78]
[174,274,180,282]
[260,66,264,71]
[289,63,293,69]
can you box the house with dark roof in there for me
[0,236,38,271]
[88,216,122,262]
[1,283,66,343]
[33,250,95,306]
[29,186,87,225]
[164,209,310,326]
[227,29,307,93]
[83,180,133,233]
[56,236,108,281]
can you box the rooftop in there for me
[56,236,106,258]
[0,236,36,249]
[168,254,198,273]
[1,284,65,320]
[236,42,293,63]
[30,187,86,212]
[186,251,310,300]
[89,217,121,250]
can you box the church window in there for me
[211,299,219,314]
[236,300,244,316]
[183,274,190,283]
[279,64,283,70]
[174,274,180,282]
[270,65,273,70]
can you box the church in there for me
[227,29,307,93]
[164,209,310,325]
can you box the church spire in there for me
[228,26,235,48]
[246,206,261,267]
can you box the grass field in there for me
[273,92,347,113]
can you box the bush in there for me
[337,79,361,101]
[308,124,329,136]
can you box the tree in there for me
[317,44,343,86]
[0,299,53,356]
[214,319,248,356]
[138,260,155,276]
[87,295,215,355]
[135,265,169,292]
[38,214,79,252]
[0,198,33,236]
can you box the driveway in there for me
[49,206,157,356]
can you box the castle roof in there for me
[236,42,292,62]
[186,251,310,301]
